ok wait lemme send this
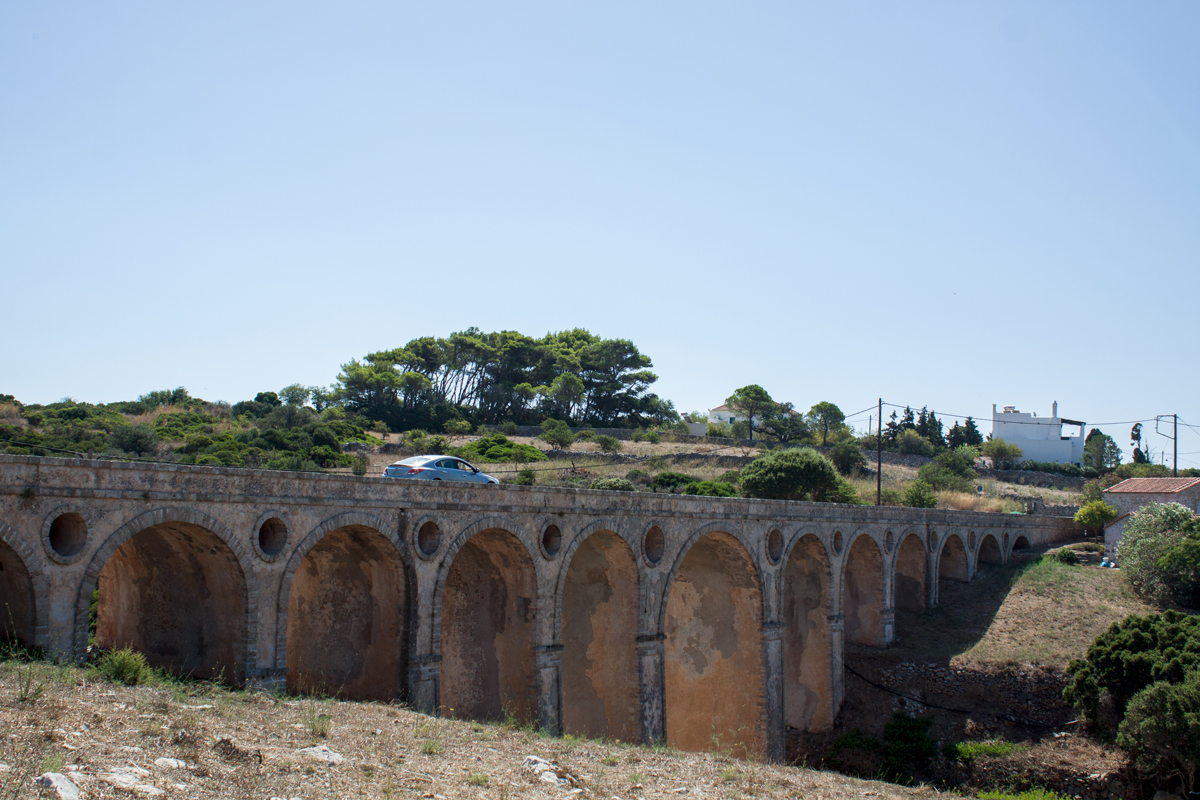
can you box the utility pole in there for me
[877,398,882,506]
[1175,414,1178,477]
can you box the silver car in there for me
[383,455,500,484]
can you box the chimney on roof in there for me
[1053,401,1058,418]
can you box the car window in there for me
[436,459,458,469]
[454,460,475,471]
[398,456,433,466]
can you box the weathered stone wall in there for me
[0,455,1079,762]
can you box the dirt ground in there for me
[1,664,960,800]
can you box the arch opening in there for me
[0,540,35,647]
[939,534,970,583]
[96,521,246,681]
[843,535,885,646]
[287,525,408,701]
[978,534,1003,566]
[1012,535,1031,553]
[783,534,832,737]
[893,535,927,615]
[440,529,536,724]
[49,512,88,559]
[561,531,639,742]
[664,531,764,758]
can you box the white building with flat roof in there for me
[991,402,1086,465]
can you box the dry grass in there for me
[936,491,1025,514]
[0,662,962,800]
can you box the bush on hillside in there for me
[981,438,1024,469]
[590,477,636,492]
[1082,474,1124,504]
[455,434,546,464]
[1063,610,1200,729]
[630,428,661,444]
[829,441,868,476]
[96,648,154,686]
[1116,669,1200,791]
[1155,518,1200,609]
[499,420,519,436]
[740,448,840,502]
[108,424,160,456]
[1116,502,1197,604]
[896,430,934,456]
[650,471,693,492]
[1018,460,1084,477]
[903,480,937,509]
[594,434,622,453]
[682,481,737,497]
[625,469,652,485]
[917,446,978,493]
[1074,500,1118,535]
[539,419,575,450]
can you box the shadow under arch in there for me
[841,528,885,647]
[661,526,765,758]
[0,518,48,650]
[75,507,254,680]
[937,532,970,584]
[782,530,833,736]
[977,531,1004,567]
[556,521,641,742]
[436,520,538,724]
[892,528,928,615]
[278,511,412,701]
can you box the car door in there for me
[452,458,487,482]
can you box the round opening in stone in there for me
[257,517,288,557]
[48,512,87,558]
[643,526,665,565]
[885,530,895,553]
[418,521,442,557]
[541,524,562,558]
[767,529,783,564]
[832,530,843,556]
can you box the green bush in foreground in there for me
[96,648,154,686]
[590,477,636,492]
[943,738,1026,764]
[1116,502,1197,604]
[903,479,937,509]
[740,448,840,502]
[1117,668,1200,792]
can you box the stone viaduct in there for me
[0,455,1077,761]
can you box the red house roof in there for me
[1104,477,1200,494]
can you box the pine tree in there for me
[884,411,900,447]
[963,416,983,446]
[900,406,916,432]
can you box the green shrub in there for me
[1156,518,1200,609]
[510,469,536,486]
[829,441,867,476]
[108,424,160,456]
[1117,502,1197,604]
[1063,610,1200,729]
[916,446,978,492]
[1054,548,1079,565]
[499,420,519,436]
[650,471,693,492]
[682,481,737,497]
[740,448,840,502]
[943,738,1026,764]
[591,477,636,492]
[594,435,622,453]
[539,419,575,450]
[574,429,596,442]
[716,469,741,485]
[903,480,937,508]
[896,430,934,456]
[878,713,937,784]
[625,469,651,485]
[96,648,154,686]
[1074,500,1118,534]
[351,454,369,476]
[456,434,547,464]
[879,488,904,506]
[1116,669,1200,791]
[631,429,661,444]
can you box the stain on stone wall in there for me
[664,532,764,758]
[843,535,884,646]
[561,531,639,742]
[96,522,246,680]
[286,526,407,701]
[440,529,536,724]
[783,534,832,732]
[893,535,927,614]
[939,534,969,582]
[0,540,34,645]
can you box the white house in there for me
[708,403,798,428]
[991,402,1086,464]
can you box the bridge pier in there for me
[828,614,845,713]
[762,622,785,763]
[411,655,441,715]
[536,645,563,736]
[636,634,666,745]
[881,607,895,645]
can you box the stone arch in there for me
[557,522,640,742]
[0,518,47,650]
[77,507,255,680]
[841,529,886,646]
[782,532,833,734]
[552,519,643,638]
[891,529,928,615]
[437,521,538,724]
[937,532,970,584]
[656,521,762,631]
[977,531,1004,567]
[1010,534,1032,559]
[278,512,412,701]
[662,529,765,758]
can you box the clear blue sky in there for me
[3,3,1198,464]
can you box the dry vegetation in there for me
[0,661,961,800]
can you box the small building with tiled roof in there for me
[1102,477,1200,557]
